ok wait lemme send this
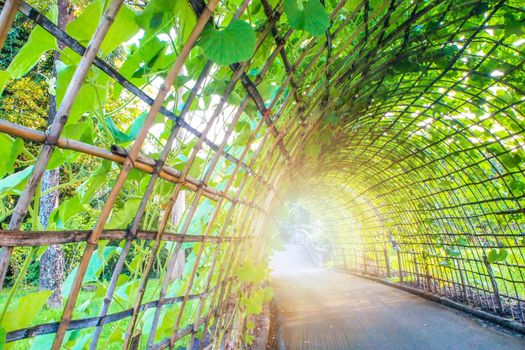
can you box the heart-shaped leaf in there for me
[284,0,329,36]
[199,20,256,66]
[487,248,508,263]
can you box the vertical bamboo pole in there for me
[204,114,289,346]
[397,250,403,283]
[143,55,253,348]
[413,254,420,287]
[483,255,503,313]
[187,113,275,349]
[89,61,213,350]
[0,0,21,51]
[384,247,391,277]
[0,0,125,289]
[51,2,218,348]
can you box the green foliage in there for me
[284,0,329,36]
[62,246,122,297]
[487,249,508,263]
[0,135,24,179]
[0,166,34,196]
[105,112,147,145]
[0,71,9,95]
[199,20,257,66]
[0,290,51,331]
[6,6,57,80]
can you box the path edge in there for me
[333,268,525,336]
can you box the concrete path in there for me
[269,244,525,350]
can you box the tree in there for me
[39,0,73,309]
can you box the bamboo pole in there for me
[88,59,213,350]
[50,1,219,348]
[136,53,251,350]
[0,0,21,51]
[0,0,126,289]
[6,289,213,343]
[0,229,247,246]
[14,0,257,177]
[0,119,224,201]
[189,110,278,349]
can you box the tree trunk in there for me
[38,0,71,309]
[169,191,186,280]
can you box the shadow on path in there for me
[268,244,525,350]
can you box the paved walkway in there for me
[269,244,525,350]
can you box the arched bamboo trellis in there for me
[0,0,523,348]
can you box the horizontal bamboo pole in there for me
[0,229,252,247]
[6,289,222,342]
[0,119,224,201]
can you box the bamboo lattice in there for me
[0,0,524,349]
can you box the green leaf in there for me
[261,286,274,302]
[136,0,177,32]
[62,247,121,296]
[0,70,9,95]
[236,261,257,283]
[245,334,254,345]
[50,194,83,229]
[56,63,109,123]
[243,292,263,315]
[509,179,525,193]
[106,112,147,144]
[305,141,321,160]
[0,327,5,350]
[105,197,141,229]
[0,290,52,332]
[30,335,53,350]
[199,20,256,65]
[47,122,93,169]
[0,166,34,197]
[65,0,102,47]
[324,113,339,125]
[487,248,508,263]
[471,2,488,16]
[438,259,451,267]
[80,161,112,202]
[7,25,57,79]
[0,134,24,178]
[284,0,329,36]
[101,5,140,55]
[500,153,522,169]
[504,13,525,36]
[445,246,460,257]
